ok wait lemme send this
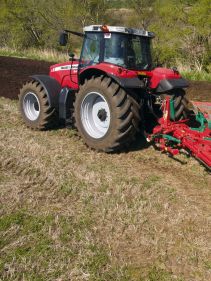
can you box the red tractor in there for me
[19,25,211,169]
[19,25,189,152]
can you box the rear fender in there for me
[30,75,61,109]
[156,78,189,93]
[79,68,107,85]
[79,68,143,88]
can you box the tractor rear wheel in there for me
[74,76,140,152]
[19,80,57,130]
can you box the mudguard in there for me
[30,75,61,109]
[156,78,189,93]
[110,75,144,88]
[59,87,76,122]
[80,70,144,89]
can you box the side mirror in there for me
[69,53,75,61]
[59,31,68,46]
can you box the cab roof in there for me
[83,25,155,38]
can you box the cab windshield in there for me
[80,32,152,70]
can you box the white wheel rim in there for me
[23,92,40,121]
[81,92,111,139]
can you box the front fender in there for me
[30,75,61,109]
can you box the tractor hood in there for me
[49,60,80,89]
[49,60,79,73]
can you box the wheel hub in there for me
[23,92,40,121]
[81,92,111,139]
[97,108,107,122]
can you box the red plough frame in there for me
[148,98,211,169]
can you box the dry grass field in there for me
[0,96,211,281]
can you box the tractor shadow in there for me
[130,134,150,152]
[122,133,151,153]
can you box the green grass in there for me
[181,70,211,82]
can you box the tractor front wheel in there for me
[19,80,58,130]
[74,76,140,152]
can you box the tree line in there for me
[0,0,210,71]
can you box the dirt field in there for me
[0,56,211,281]
[0,56,52,100]
[0,56,211,101]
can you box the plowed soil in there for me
[0,56,52,99]
[0,56,211,101]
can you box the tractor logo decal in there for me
[52,64,78,72]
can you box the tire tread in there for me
[74,76,141,152]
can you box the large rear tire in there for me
[74,76,140,152]
[19,80,58,130]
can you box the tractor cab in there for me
[80,25,154,71]
[58,25,188,94]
